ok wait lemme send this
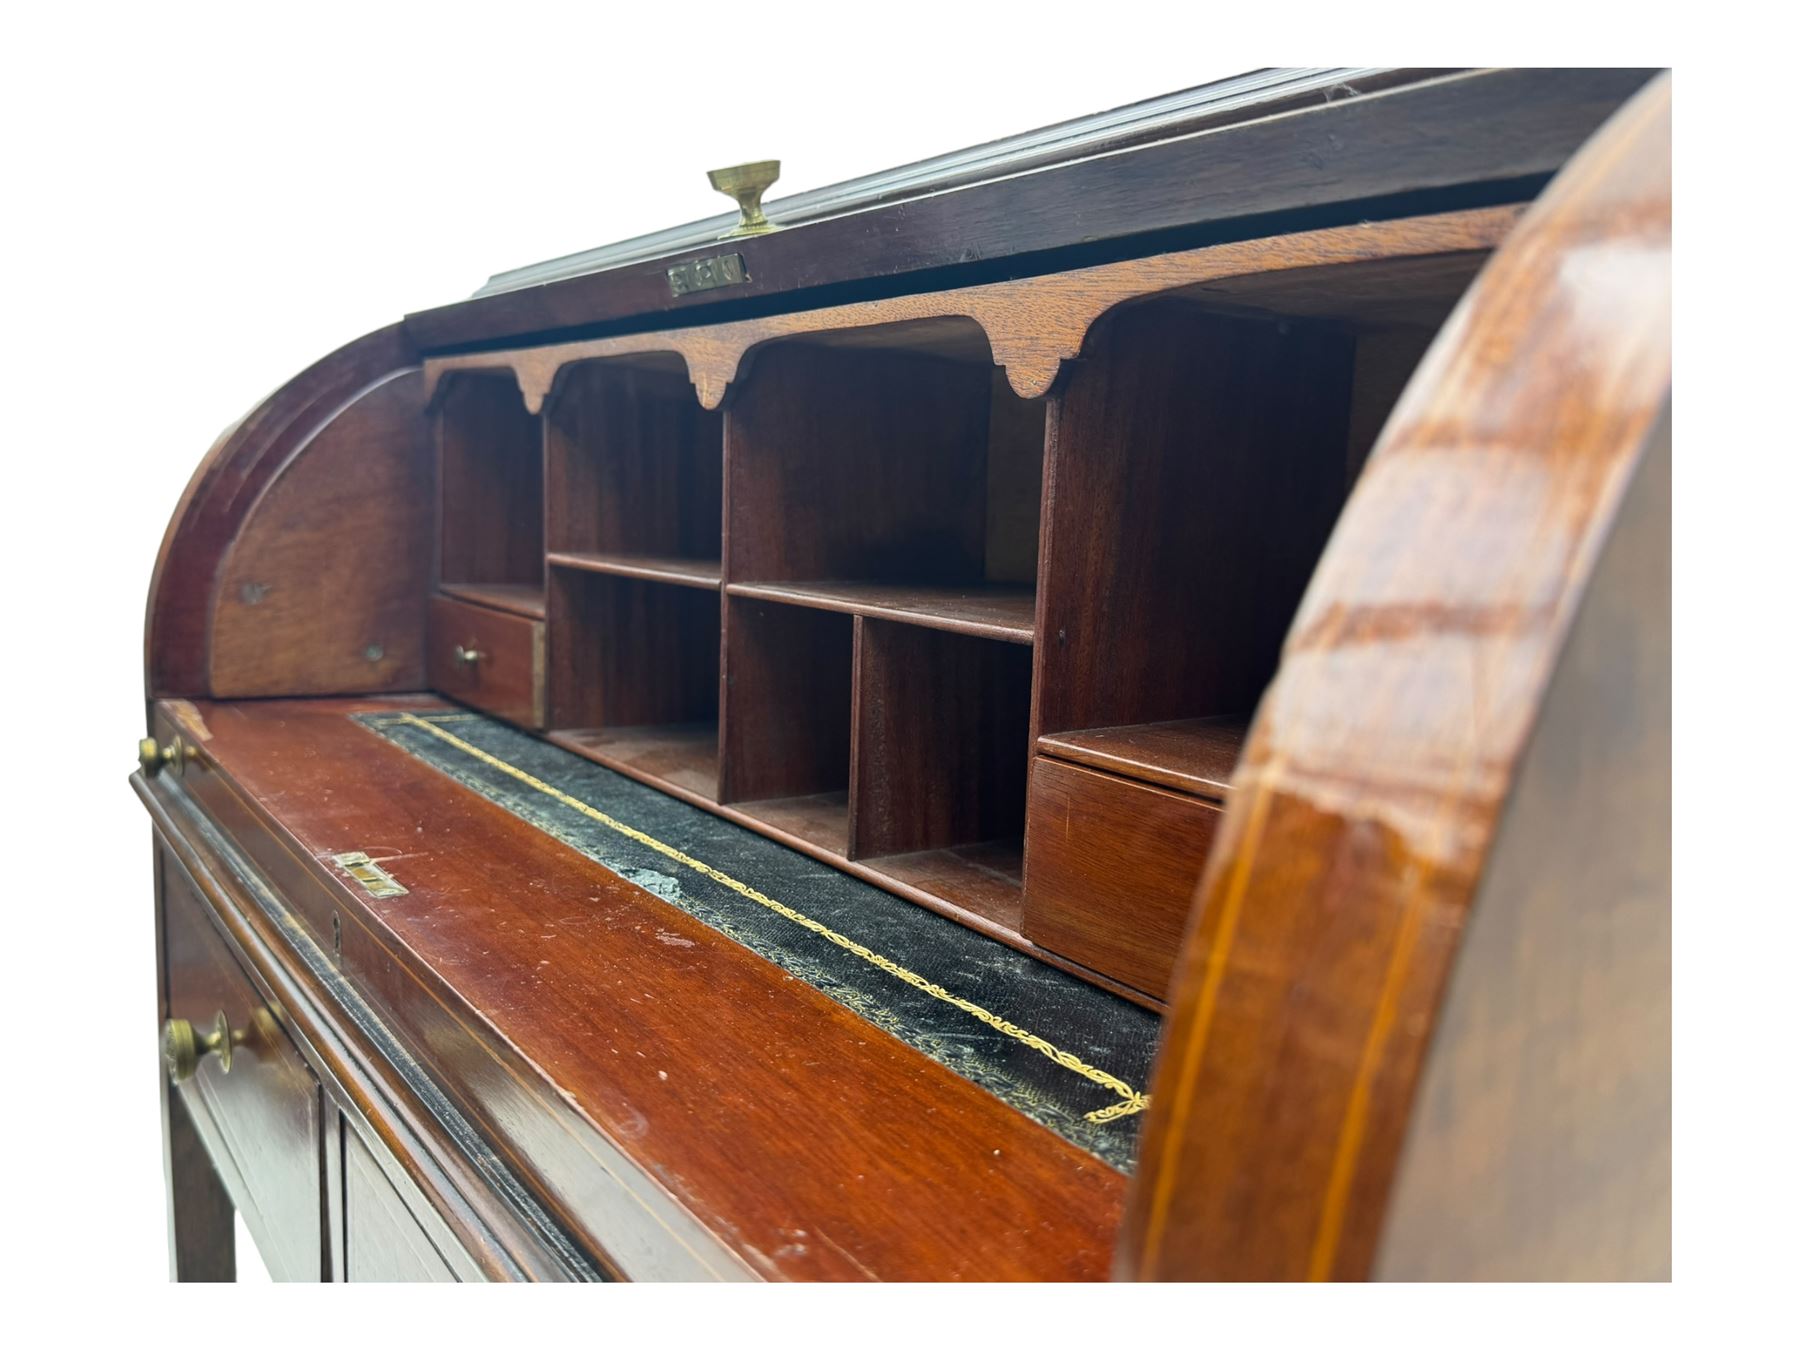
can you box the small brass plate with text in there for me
[331,851,408,899]
[668,252,749,298]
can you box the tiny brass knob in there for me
[452,644,482,665]
[708,160,780,239]
[138,734,193,777]
[162,1011,236,1083]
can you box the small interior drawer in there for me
[428,594,546,728]
[161,849,324,1280]
[1022,757,1223,999]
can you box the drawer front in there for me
[428,594,545,728]
[1022,757,1223,999]
[162,850,324,1280]
[343,1124,468,1282]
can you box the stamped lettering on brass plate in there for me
[331,850,408,899]
[667,251,749,297]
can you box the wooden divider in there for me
[429,208,1515,1000]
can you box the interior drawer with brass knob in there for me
[161,847,324,1280]
[427,594,546,729]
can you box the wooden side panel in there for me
[1023,759,1223,999]
[1374,420,1670,1280]
[147,324,419,697]
[1117,76,1671,1282]
[210,371,432,697]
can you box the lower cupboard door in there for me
[342,1124,468,1282]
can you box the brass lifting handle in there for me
[162,1011,243,1083]
[708,160,780,239]
[452,644,483,666]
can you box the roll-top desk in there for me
[136,68,1671,1281]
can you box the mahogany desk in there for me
[136,68,1670,1280]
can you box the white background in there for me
[2,0,1789,1339]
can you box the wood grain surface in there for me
[404,69,1648,352]
[147,696,1128,1280]
[422,207,1516,413]
[1118,74,1671,1281]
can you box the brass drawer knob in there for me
[162,1011,239,1083]
[137,734,195,777]
[452,644,483,665]
[708,160,780,239]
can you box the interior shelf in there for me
[1037,717,1246,801]
[725,580,1034,643]
[868,841,1025,933]
[548,723,719,802]
[438,580,547,620]
[424,216,1504,1001]
[547,571,720,797]
[733,792,851,858]
[550,551,721,591]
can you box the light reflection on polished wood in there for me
[1119,74,1671,1282]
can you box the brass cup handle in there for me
[138,734,195,777]
[162,1011,244,1083]
[452,644,483,665]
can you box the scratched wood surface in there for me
[1117,74,1671,1281]
[152,696,1129,1280]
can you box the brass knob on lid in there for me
[162,1011,238,1083]
[708,160,780,239]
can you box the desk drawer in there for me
[161,851,324,1280]
[428,594,545,728]
[1022,757,1222,1000]
[343,1125,464,1282]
